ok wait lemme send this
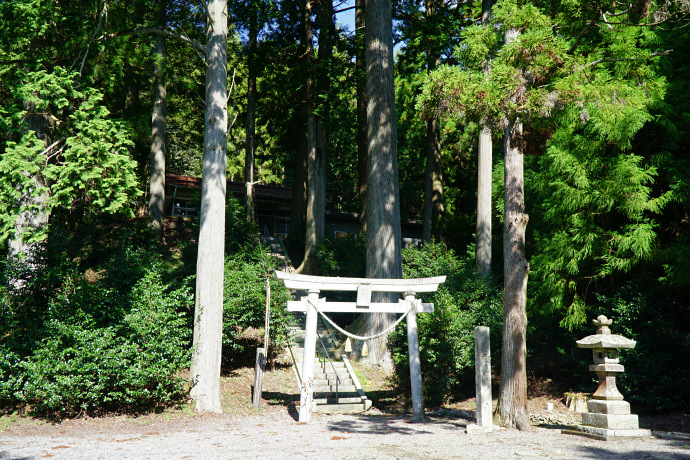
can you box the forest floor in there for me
[1,361,689,459]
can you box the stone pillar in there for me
[406,291,424,421]
[299,288,319,423]
[467,326,496,433]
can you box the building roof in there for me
[166,174,293,200]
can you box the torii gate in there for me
[275,270,445,423]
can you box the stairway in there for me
[290,315,372,413]
[260,236,293,272]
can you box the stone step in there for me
[313,384,357,393]
[314,396,365,404]
[313,377,353,386]
[312,402,371,413]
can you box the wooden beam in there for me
[275,270,445,292]
[287,298,434,313]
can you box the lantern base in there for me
[564,425,651,441]
[582,412,640,430]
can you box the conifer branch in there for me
[586,49,672,67]
[99,28,206,54]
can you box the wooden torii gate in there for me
[275,270,445,423]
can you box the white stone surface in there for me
[587,399,631,415]
[582,412,639,430]
[572,424,652,440]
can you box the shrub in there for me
[390,241,503,406]
[313,233,366,278]
[11,269,192,415]
[222,245,293,358]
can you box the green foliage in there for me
[313,233,367,278]
[224,194,259,255]
[585,288,690,412]
[390,242,502,406]
[222,246,293,354]
[0,68,141,246]
[0,222,193,416]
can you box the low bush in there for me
[0,221,193,417]
[390,241,503,406]
[223,245,293,359]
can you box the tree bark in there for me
[497,116,530,430]
[356,0,367,232]
[422,116,442,241]
[245,6,257,224]
[421,1,443,242]
[476,124,492,276]
[295,0,326,275]
[496,28,530,428]
[148,0,167,234]
[190,0,227,414]
[475,0,493,277]
[363,0,402,367]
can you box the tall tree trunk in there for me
[475,0,493,276]
[295,0,324,275]
[422,115,442,241]
[289,92,308,241]
[421,1,443,242]
[362,0,402,367]
[148,0,167,234]
[496,28,529,432]
[190,0,227,413]
[245,7,257,224]
[476,124,492,276]
[356,0,367,232]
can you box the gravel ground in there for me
[2,409,689,460]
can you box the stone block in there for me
[587,399,630,415]
[566,425,652,441]
[466,423,499,434]
[581,412,639,430]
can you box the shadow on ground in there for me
[325,412,473,436]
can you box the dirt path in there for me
[2,367,689,459]
[2,408,690,460]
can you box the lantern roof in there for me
[576,315,636,349]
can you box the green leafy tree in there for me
[0,68,141,246]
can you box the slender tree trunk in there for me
[149,0,167,234]
[356,0,367,232]
[245,7,257,224]
[295,0,323,275]
[289,95,307,240]
[476,124,492,275]
[476,0,493,277]
[496,28,529,432]
[288,3,311,245]
[362,0,402,367]
[422,1,443,242]
[190,0,227,413]
[422,116,442,241]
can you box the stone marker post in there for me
[467,326,496,433]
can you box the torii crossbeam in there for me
[275,270,445,423]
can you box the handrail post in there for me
[299,288,319,423]
[406,290,424,420]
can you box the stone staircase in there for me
[290,315,372,413]
[260,236,293,272]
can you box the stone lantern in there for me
[571,315,651,440]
